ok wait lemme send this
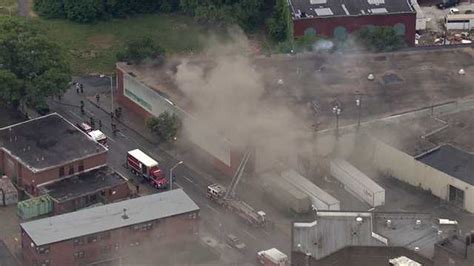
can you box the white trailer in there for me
[257,248,288,266]
[330,159,385,207]
[445,14,474,31]
[261,174,311,214]
[281,169,340,211]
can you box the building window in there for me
[100,232,111,240]
[73,238,84,246]
[333,26,347,40]
[36,246,50,254]
[100,245,112,254]
[78,160,84,172]
[74,251,85,259]
[304,27,316,37]
[129,241,140,247]
[59,166,64,177]
[87,235,97,243]
[394,23,406,35]
[68,165,74,175]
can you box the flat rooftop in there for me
[416,145,474,186]
[38,167,127,203]
[435,235,467,258]
[20,189,199,246]
[293,211,455,260]
[117,48,474,131]
[289,0,414,19]
[0,113,106,172]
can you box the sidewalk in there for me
[86,92,226,183]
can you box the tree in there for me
[267,0,292,41]
[34,0,65,19]
[117,37,165,64]
[146,112,181,143]
[63,0,105,23]
[0,17,71,109]
[356,26,404,52]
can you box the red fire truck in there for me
[126,149,168,189]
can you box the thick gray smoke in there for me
[174,28,312,172]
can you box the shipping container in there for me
[0,176,18,206]
[17,195,53,220]
[330,159,385,207]
[281,169,340,211]
[261,174,311,214]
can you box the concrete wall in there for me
[21,210,199,266]
[368,137,474,213]
[293,13,416,46]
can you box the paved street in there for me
[47,80,290,264]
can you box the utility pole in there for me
[355,93,362,128]
[332,104,342,138]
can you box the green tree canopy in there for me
[117,37,165,64]
[356,26,405,52]
[63,0,105,23]
[146,112,181,143]
[267,0,292,41]
[34,0,66,18]
[0,17,71,108]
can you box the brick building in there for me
[0,113,107,195]
[20,189,199,266]
[116,61,242,176]
[37,167,130,215]
[289,0,417,46]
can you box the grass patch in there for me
[34,14,217,74]
[0,0,16,16]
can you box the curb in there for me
[85,98,218,182]
[86,97,160,145]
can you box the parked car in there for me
[449,8,460,14]
[436,0,459,9]
[226,234,246,252]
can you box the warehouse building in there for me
[116,61,241,176]
[0,113,107,196]
[368,133,474,213]
[20,189,199,266]
[291,211,469,266]
[289,0,417,45]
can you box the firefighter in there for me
[96,94,100,103]
[98,119,102,129]
[80,83,84,93]
[80,100,85,115]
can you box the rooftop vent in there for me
[310,0,327,4]
[122,208,129,220]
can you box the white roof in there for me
[127,149,158,167]
[389,256,421,266]
[21,189,199,246]
[261,248,288,263]
[88,130,106,141]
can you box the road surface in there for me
[48,83,290,264]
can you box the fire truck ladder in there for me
[225,148,252,200]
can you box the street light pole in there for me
[332,105,342,138]
[355,94,362,128]
[169,161,183,191]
